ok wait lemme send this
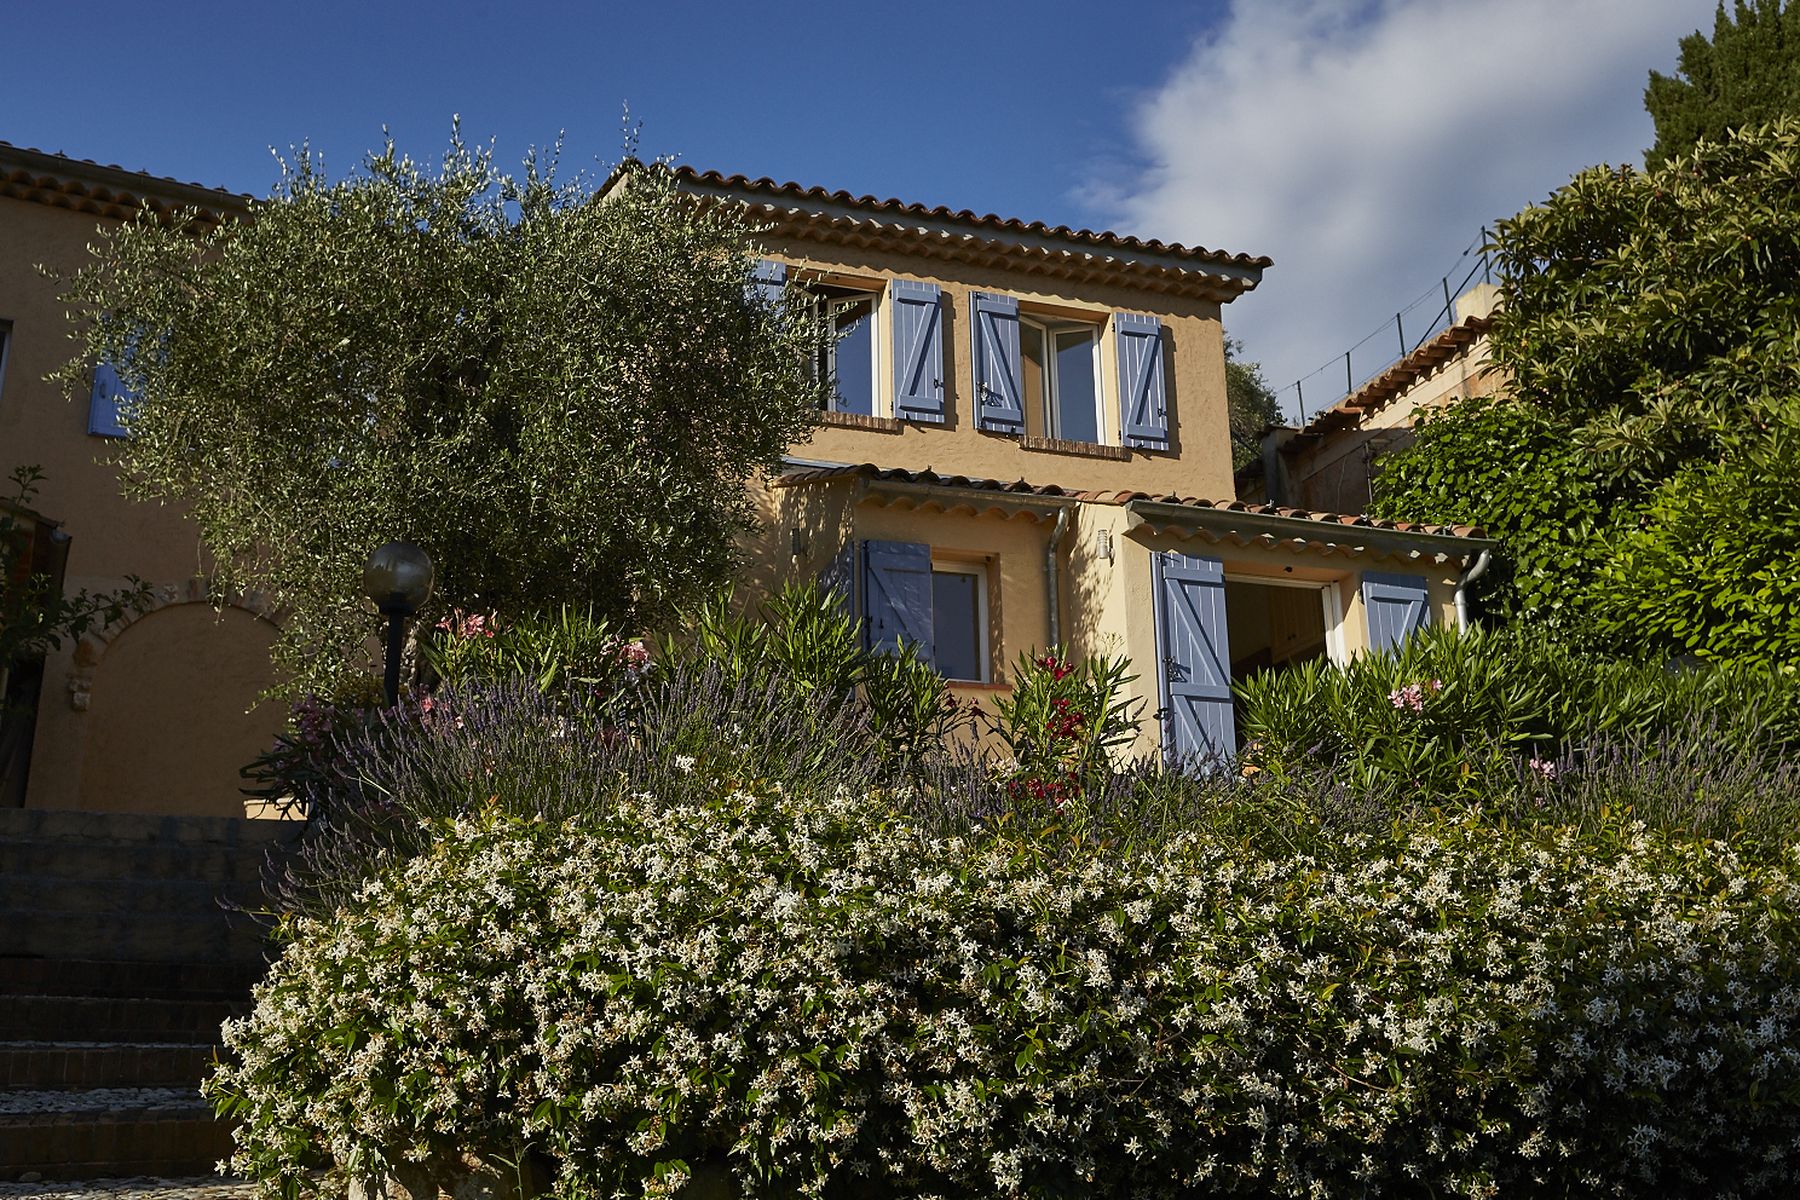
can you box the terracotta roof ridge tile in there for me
[653,161,1272,272]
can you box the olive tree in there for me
[58,138,826,692]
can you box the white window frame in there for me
[1223,572,1348,667]
[811,284,886,418]
[1020,313,1105,443]
[930,558,991,683]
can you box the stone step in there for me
[0,998,248,1044]
[0,875,264,918]
[0,1093,230,1182]
[0,958,267,1001]
[0,810,300,849]
[0,1042,217,1091]
[0,911,272,967]
[0,1178,254,1198]
[0,839,276,888]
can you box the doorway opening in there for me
[1223,577,1338,682]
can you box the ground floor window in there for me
[855,539,993,683]
[930,561,989,683]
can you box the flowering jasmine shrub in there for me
[214,770,1800,1200]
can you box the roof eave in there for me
[1123,499,1493,561]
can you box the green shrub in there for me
[215,777,1800,1200]
[1236,623,1800,800]
[659,582,961,773]
[979,650,1143,811]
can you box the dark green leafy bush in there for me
[1236,623,1800,802]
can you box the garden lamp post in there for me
[362,541,435,709]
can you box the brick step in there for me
[0,809,301,848]
[0,910,273,966]
[0,839,277,887]
[0,957,268,1001]
[0,1042,218,1091]
[0,874,265,917]
[0,996,248,1043]
[0,1097,230,1182]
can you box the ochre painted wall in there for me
[1,194,285,815]
[73,603,281,816]
[758,236,1238,500]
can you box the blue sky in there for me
[4,0,1713,420]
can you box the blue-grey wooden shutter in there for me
[890,280,945,423]
[862,539,934,658]
[88,360,132,438]
[748,258,786,310]
[1116,312,1168,450]
[970,292,1025,435]
[1154,551,1235,768]
[1361,572,1432,653]
[820,539,858,624]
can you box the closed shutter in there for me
[862,539,933,657]
[1361,572,1433,653]
[820,539,858,624]
[890,280,945,423]
[970,292,1025,435]
[1154,550,1235,767]
[88,361,132,438]
[748,258,786,311]
[1116,312,1168,450]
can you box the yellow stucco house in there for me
[644,167,1494,762]
[0,142,281,818]
[2,146,1494,817]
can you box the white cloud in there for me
[1093,0,1710,421]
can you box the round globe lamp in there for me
[363,541,435,707]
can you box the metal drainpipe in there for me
[1454,548,1492,630]
[1046,506,1072,651]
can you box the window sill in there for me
[817,410,903,433]
[947,680,1011,691]
[1019,436,1132,461]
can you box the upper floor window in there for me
[1019,317,1102,444]
[88,359,137,439]
[810,284,882,417]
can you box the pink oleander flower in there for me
[436,609,498,640]
[1389,683,1428,713]
[617,639,652,679]
[1527,756,1559,782]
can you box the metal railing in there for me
[1280,230,1493,424]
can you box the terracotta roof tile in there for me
[639,161,1271,274]
[775,462,1485,540]
[0,140,249,225]
[1296,314,1495,438]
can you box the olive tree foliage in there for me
[1374,120,1800,666]
[1645,0,1800,169]
[55,138,827,693]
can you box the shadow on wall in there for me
[74,602,282,817]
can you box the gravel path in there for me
[0,1181,255,1200]
[0,1089,203,1117]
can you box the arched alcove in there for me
[74,601,282,816]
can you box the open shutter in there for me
[863,539,934,658]
[1362,572,1432,653]
[1116,312,1168,450]
[87,361,132,438]
[1155,551,1235,768]
[890,280,944,423]
[748,258,786,311]
[819,539,858,624]
[970,292,1025,435]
